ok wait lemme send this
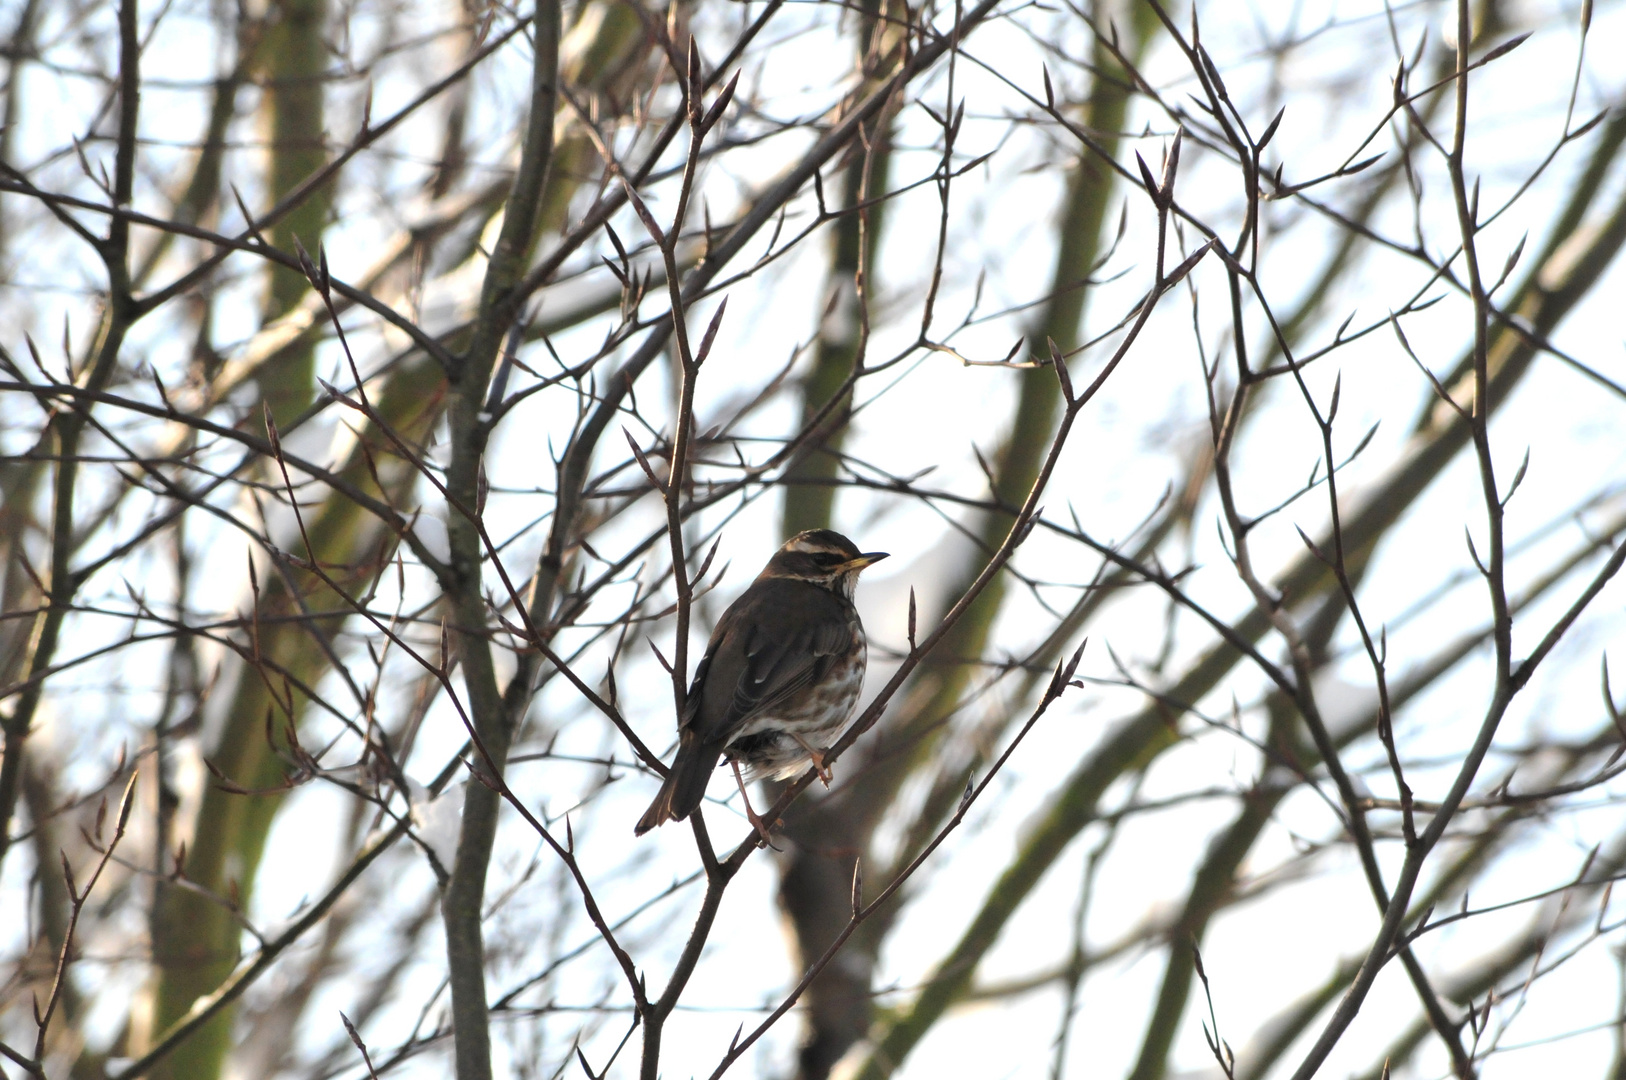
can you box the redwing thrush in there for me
[634,529,888,836]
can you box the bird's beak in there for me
[845,551,890,571]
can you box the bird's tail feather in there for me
[633,774,677,836]
[634,733,720,835]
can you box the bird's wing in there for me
[682,579,852,745]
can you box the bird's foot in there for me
[792,735,834,787]
[744,803,777,849]
[730,758,780,849]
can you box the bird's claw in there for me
[745,804,779,849]
[791,735,834,787]
[730,757,780,849]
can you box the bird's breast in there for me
[725,611,868,779]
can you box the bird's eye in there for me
[812,552,844,566]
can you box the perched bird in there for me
[635,529,888,837]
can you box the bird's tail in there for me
[634,732,719,835]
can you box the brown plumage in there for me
[634,530,888,835]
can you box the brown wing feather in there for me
[686,578,852,745]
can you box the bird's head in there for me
[759,529,889,599]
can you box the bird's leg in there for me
[729,758,777,848]
[790,734,833,787]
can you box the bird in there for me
[635,529,888,838]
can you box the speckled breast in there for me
[726,616,867,781]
